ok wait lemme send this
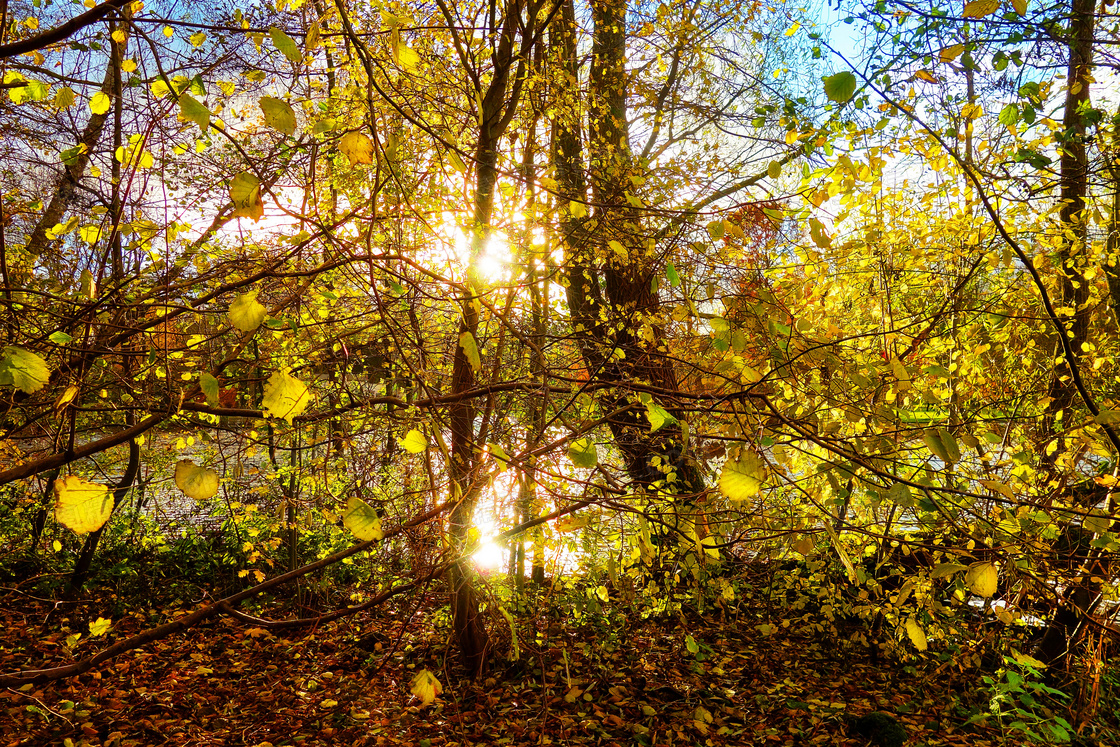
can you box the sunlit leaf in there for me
[823,71,857,102]
[905,618,928,651]
[178,93,210,133]
[1011,0,1027,14]
[966,562,998,598]
[228,292,267,332]
[979,479,1014,500]
[260,96,296,136]
[398,429,428,453]
[0,346,50,394]
[962,0,999,17]
[410,669,442,707]
[939,44,965,63]
[719,449,766,504]
[229,171,263,221]
[459,331,481,373]
[262,370,312,423]
[339,131,374,165]
[54,476,113,534]
[342,496,383,541]
[88,617,112,636]
[808,217,831,248]
[89,91,111,115]
[644,401,678,432]
[568,437,598,468]
[269,26,302,65]
[174,459,220,500]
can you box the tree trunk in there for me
[1033,0,1101,670]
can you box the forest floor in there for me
[0,573,1115,747]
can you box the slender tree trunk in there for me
[1034,0,1101,670]
[551,0,705,499]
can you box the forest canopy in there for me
[1,0,1119,743]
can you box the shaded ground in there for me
[0,564,1114,746]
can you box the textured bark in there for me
[1033,0,1103,670]
[551,0,704,497]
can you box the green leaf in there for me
[0,346,50,394]
[644,401,678,432]
[49,331,73,345]
[228,291,267,332]
[767,160,782,179]
[260,96,296,136]
[1084,510,1111,535]
[343,495,383,541]
[54,476,113,534]
[487,443,511,469]
[339,131,374,165]
[269,26,302,65]
[459,331,481,373]
[998,103,1020,127]
[178,93,210,132]
[398,429,428,453]
[89,91,112,115]
[666,262,681,287]
[174,460,220,500]
[229,171,263,221]
[823,71,857,102]
[719,449,766,504]
[200,373,220,406]
[262,369,312,423]
[937,428,961,462]
[685,634,700,655]
[886,483,913,509]
[923,429,957,464]
[706,219,725,241]
[54,86,76,109]
[568,437,598,468]
[410,669,442,707]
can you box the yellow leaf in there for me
[174,460,220,500]
[54,476,113,534]
[229,171,263,221]
[262,369,312,423]
[398,428,428,453]
[905,618,928,651]
[89,91,112,115]
[939,44,965,63]
[410,669,442,707]
[88,617,112,636]
[339,131,374,165]
[966,562,998,598]
[1011,0,1027,14]
[342,496,383,541]
[459,331,481,372]
[962,0,999,17]
[914,69,937,83]
[719,449,766,504]
[228,291,266,332]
